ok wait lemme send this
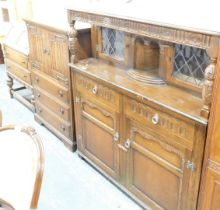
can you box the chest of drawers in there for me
[25,19,91,150]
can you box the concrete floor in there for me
[0,64,143,210]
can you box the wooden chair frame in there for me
[0,125,44,209]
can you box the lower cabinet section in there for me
[199,161,220,210]
[72,72,206,210]
[75,96,120,180]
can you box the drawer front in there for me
[4,46,28,68]
[124,97,195,149]
[35,102,71,138]
[75,73,120,110]
[34,87,70,121]
[5,59,31,85]
[32,71,69,104]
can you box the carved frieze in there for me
[129,99,195,141]
[76,74,119,106]
[68,10,219,50]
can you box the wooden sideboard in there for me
[67,7,220,210]
[24,19,91,150]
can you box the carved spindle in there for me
[7,75,13,98]
[68,20,79,64]
[201,58,216,118]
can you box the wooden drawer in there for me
[4,46,28,68]
[75,73,120,110]
[34,87,70,121]
[32,71,70,104]
[35,102,71,138]
[5,59,31,86]
[123,96,196,150]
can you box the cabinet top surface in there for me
[67,0,220,36]
[3,22,29,55]
[24,18,90,34]
[70,58,207,125]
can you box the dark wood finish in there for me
[198,46,220,210]
[67,7,220,209]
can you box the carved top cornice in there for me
[67,9,220,52]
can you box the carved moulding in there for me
[67,9,220,50]
[67,9,220,119]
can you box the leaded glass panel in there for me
[173,44,210,87]
[102,27,125,60]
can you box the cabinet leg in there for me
[7,75,13,98]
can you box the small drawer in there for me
[35,102,71,138]
[34,88,70,121]
[75,73,120,110]
[124,97,196,149]
[32,71,69,104]
[4,46,28,68]
[5,59,31,85]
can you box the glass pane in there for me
[102,27,125,60]
[173,44,210,87]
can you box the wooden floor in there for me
[0,64,143,210]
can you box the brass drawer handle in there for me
[60,125,66,132]
[22,61,26,64]
[58,90,64,97]
[152,114,159,125]
[124,139,132,149]
[113,132,119,141]
[92,86,98,95]
[60,107,65,115]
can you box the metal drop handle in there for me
[60,107,65,115]
[113,132,119,141]
[92,86,98,95]
[124,139,131,149]
[152,114,159,125]
[58,90,64,97]
[60,125,65,132]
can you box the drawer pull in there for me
[60,125,66,132]
[113,132,119,141]
[56,75,69,86]
[43,48,50,55]
[22,61,26,64]
[152,114,159,125]
[92,86,98,95]
[35,77,39,83]
[58,90,64,97]
[6,65,10,69]
[124,139,132,149]
[60,107,65,115]
[36,107,42,113]
[36,93,40,98]
[186,161,196,171]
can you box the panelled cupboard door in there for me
[48,32,69,86]
[122,117,204,210]
[27,24,48,72]
[200,168,220,210]
[75,94,120,180]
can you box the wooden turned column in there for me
[69,20,79,64]
[201,58,217,118]
[7,75,13,98]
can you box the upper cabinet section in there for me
[67,7,220,121]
